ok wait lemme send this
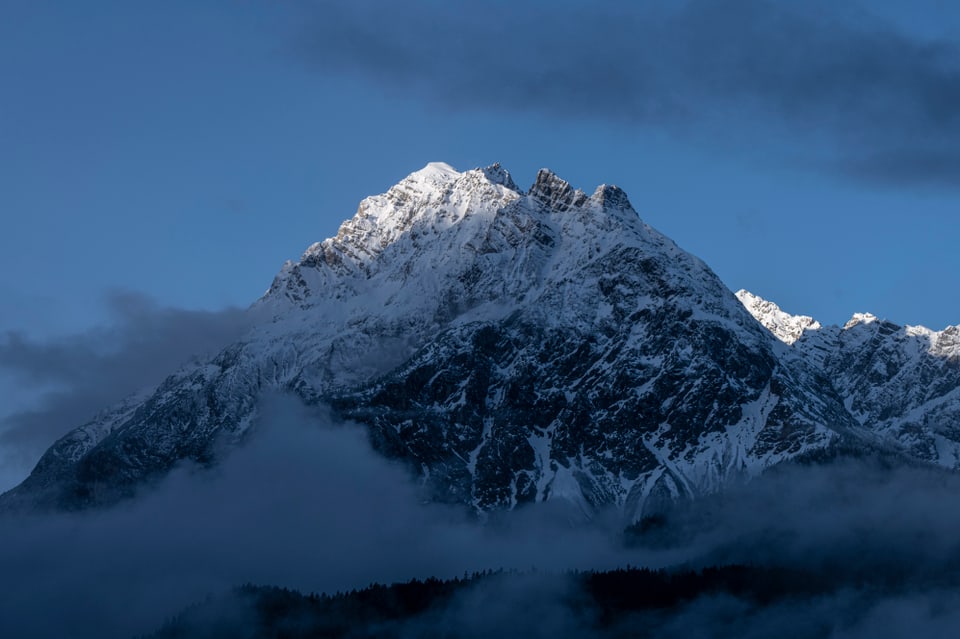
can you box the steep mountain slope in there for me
[735,290,821,345]
[2,163,949,519]
[738,292,960,468]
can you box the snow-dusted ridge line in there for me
[738,289,960,357]
[734,289,821,345]
[738,288,960,468]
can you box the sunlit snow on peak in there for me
[735,289,821,345]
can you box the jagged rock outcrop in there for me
[735,290,821,345]
[741,295,960,466]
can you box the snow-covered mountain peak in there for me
[411,160,460,181]
[273,163,655,314]
[906,323,960,359]
[735,289,821,344]
[288,163,521,280]
[844,312,879,329]
[933,325,960,359]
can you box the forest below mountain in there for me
[148,558,960,639]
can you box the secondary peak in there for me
[480,162,519,192]
[528,168,587,211]
[590,184,633,211]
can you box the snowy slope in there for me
[738,292,960,469]
[735,290,821,345]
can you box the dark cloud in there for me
[413,456,960,639]
[296,0,960,186]
[0,291,251,484]
[0,395,640,638]
[3,392,960,637]
[395,456,960,638]
[620,454,960,584]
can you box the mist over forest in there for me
[2,393,960,638]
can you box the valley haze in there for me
[0,162,958,637]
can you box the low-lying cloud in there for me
[380,453,960,639]
[0,395,639,638]
[296,0,960,187]
[0,291,251,489]
[4,392,960,637]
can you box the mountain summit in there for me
[4,163,959,519]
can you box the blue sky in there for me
[2,0,959,337]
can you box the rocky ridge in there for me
[739,293,960,466]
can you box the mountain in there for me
[738,290,960,466]
[2,163,957,519]
[735,290,821,345]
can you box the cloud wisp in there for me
[296,0,960,186]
